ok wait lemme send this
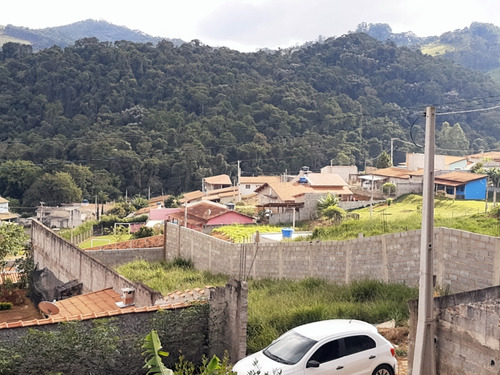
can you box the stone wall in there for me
[164,223,500,293]
[408,285,500,375]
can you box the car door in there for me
[303,339,349,375]
[337,334,378,375]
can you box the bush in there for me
[382,183,396,195]
[0,302,12,310]
[132,226,156,239]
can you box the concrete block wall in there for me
[164,223,499,294]
[31,220,162,307]
[437,228,500,293]
[86,247,164,267]
[408,285,500,375]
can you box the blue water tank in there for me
[282,228,294,239]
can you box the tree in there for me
[0,223,29,284]
[382,182,396,196]
[322,205,346,222]
[23,172,82,207]
[486,167,500,206]
[376,151,392,168]
[436,122,470,155]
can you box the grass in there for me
[116,259,228,294]
[312,195,500,240]
[117,260,419,353]
[421,42,455,56]
[212,225,293,243]
[79,234,133,249]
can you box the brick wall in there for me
[408,285,500,374]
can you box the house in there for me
[406,153,468,171]
[467,151,500,169]
[253,176,353,224]
[0,196,18,222]
[291,173,353,201]
[148,195,171,207]
[36,202,112,229]
[434,171,487,200]
[202,186,240,205]
[239,176,282,196]
[364,167,424,196]
[202,174,232,193]
[37,205,85,229]
[145,207,182,227]
[179,190,205,205]
[320,165,358,184]
[168,201,254,233]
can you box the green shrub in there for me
[133,226,156,239]
[0,302,12,311]
[172,257,194,270]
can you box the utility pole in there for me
[390,138,397,166]
[237,160,241,202]
[412,106,436,375]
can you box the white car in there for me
[233,319,397,375]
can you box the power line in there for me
[436,103,500,116]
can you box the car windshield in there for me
[263,330,317,365]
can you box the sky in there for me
[2,0,500,52]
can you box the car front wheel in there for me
[371,364,394,375]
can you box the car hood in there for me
[233,351,297,375]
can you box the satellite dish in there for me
[38,301,60,316]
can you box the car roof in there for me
[291,319,378,341]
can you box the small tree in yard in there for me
[322,205,346,222]
[382,182,396,196]
[317,193,345,223]
[0,223,29,285]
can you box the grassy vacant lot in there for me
[117,259,418,353]
[312,194,500,240]
[210,195,499,242]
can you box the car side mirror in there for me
[306,360,320,368]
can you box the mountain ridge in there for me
[1,19,185,51]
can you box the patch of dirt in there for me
[0,289,43,323]
[378,327,409,375]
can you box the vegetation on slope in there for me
[0,33,499,214]
[117,259,418,354]
[312,194,500,240]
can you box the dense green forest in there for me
[0,33,499,213]
[359,22,500,75]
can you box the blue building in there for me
[434,171,487,200]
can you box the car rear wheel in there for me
[372,364,394,375]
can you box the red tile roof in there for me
[203,174,232,186]
[0,287,210,330]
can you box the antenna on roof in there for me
[38,301,60,316]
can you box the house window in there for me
[245,185,251,189]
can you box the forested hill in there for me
[0,34,499,212]
[1,19,184,51]
[357,22,500,76]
